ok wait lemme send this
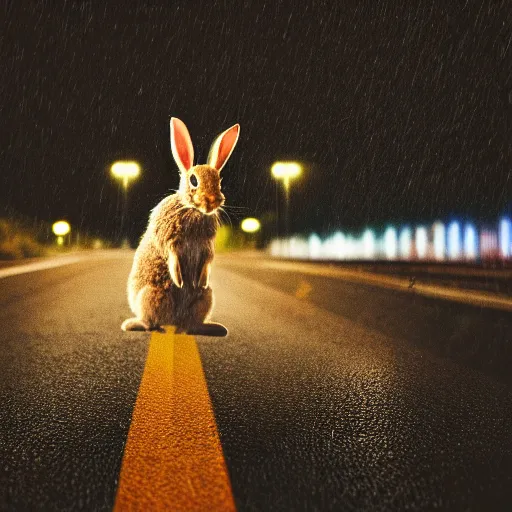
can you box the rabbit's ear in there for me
[170,118,194,173]
[207,124,240,172]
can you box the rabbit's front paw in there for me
[169,252,184,288]
[198,262,211,289]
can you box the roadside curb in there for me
[253,259,512,312]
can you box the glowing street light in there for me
[271,161,302,182]
[111,161,141,190]
[271,161,302,236]
[241,217,261,233]
[52,220,70,246]
[110,160,141,244]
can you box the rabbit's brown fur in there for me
[121,118,239,334]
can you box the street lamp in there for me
[110,160,140,244]
[111,161,140,190]
[52,220,71,246]
[271,161,302,236]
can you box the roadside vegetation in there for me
[0,217,112,260]
[0,218,48,259]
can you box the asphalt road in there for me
[1,250,512,511]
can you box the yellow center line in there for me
[114,328,235,512]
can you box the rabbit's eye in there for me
[189,174,198,188]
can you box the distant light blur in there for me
[398,227,412,259]
[384,227,398,259]
[269,217,512,262]
[362,229,376,259]
[52,220,71,236]
[464,224,478,260]
[432,222,445,261]
[500,218,511,258]
[240,217,261,233]
[415,227,428,259]
[447,221,461,260]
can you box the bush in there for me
[0,218,46,259]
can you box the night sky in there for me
[1,1,511,241]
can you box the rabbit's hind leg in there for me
[186,322,228,337]
[189,287,214,325]
[122,285,174,331]
[181,288,228,336]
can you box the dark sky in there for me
[1,0,511,240]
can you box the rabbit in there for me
[121,117,240,336]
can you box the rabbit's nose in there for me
[207,194,224,204]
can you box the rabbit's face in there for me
[181,164,225,215]
[170,118,239,215]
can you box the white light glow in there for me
[308,234,322,259]
[464,224,477,260]
[362,229,376,259]
[416,227,428,259]
[433,222,445,261]
[269,239,281,257]
[398,227,412,259]
[345,236,357,260]
[447,221,461,260]
[332,232,345,259]
[384,227,398,259]
[292,237,309,258]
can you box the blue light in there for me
[447,221,461,260]
[500,217,511,258]
[463,224,477,260]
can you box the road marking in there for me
[114,328,235,512]
[295,279,312,299]
[0,255,85,279]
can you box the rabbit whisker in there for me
[222,204,250,211]
[217,207,233,228]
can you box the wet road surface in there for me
[1,250,511,511]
